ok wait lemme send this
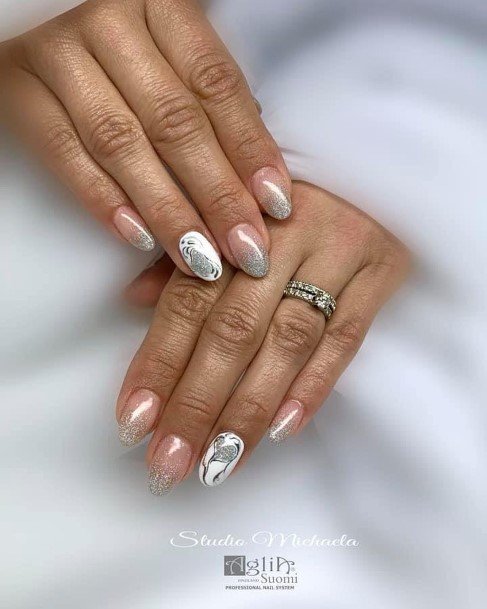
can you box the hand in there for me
[116,182,410,493]
[0,0,291,279]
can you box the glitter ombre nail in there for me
[251,167,292,220]
[118,389,160,447]
[149,435,193,496]
[268,400,304,445]
[227,224,269,278]
[113,206,155,252]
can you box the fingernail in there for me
[149,434,193,496]
[179,231,222,281]
[113,206,155,252]
[227,224,269,278]
[268,400,304,445]
[251,167,292,220]
[118,389,161,447]
[252,96,263,115]
[199,431,245,487]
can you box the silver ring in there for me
[283,280,337,320]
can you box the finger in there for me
[276,256,408,440]
[146,0,292,220]
[87,18,271,276]
[26,39,222,280]
[197,253,356,486]
[116,267,232,447]
[145,239,303,494]
[123,255,175,308]
[3,66,157,250]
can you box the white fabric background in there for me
[1,1,486,607]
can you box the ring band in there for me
[283,280,337,320]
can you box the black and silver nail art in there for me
[179,231,222,281]
[199,432,244,487]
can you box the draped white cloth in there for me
[1,1,486,607]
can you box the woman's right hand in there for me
[0,0,291,279]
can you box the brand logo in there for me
[224,556,296,580]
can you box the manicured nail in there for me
[268,400,304,445]
[149,434,193,496]
[179,231,222,281]
[113,206,155,252]
[118,389,161,447]
[251,167,292,220]
[227,224,269,278]
[199,432,244,487]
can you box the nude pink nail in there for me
[227,223,269,277]
[118,389,160,447]
[268,400,304,445]
[149,435,193,496]
[113,206,155,251]
[251,167,292,220]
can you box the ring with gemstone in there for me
[283,280,337,320]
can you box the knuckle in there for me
[299,366,333,402]
[147,94,206,147]
[205,182,244,222]
[42,120,81,161]
[143,193,193,235]
[188,50,243,103]
[138,346,181,397]
[270,309,320,357]
[163,279,216,325]
[236,395,269,425]
[204,303,261,353]
[326,319,365,356]
[144,192,182,226]
[232,128,266,164]
[88,110,144,163]
[27,18,79,63]
[176,391,215,426]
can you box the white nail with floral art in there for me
[199,432,244,487]
[179,231,222,281]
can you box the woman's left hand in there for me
[117,182,410,494]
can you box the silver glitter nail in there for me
[262,181,292,220]
[148,435,192,496]
[268,401,303,445]
[268,421,291,445]
[134,230,156,252]
[118,409,152,447]
[148,466,176,496]
[241,247,269,278]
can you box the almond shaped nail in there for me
[252,167,292,220]
[149,434,193,496]
[199,432,245,487]
[227,224,269,278]
[179,231,222,281]
[118,389,160,447]
[113,206,155,252]
[268,400,304,445]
